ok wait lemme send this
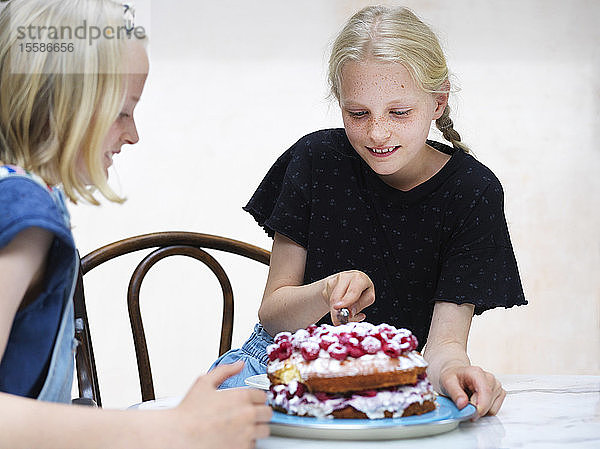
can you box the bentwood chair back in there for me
[72,231,270,407]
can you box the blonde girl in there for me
[212,5,526,419]
[0,1,269,447]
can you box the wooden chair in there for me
[72,231,270,407]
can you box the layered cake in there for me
[266,322,436,419]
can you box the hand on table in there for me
[322,270,375,325]
[440,364,506,419]
[169,361,271,449]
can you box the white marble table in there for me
[255,375,600,449]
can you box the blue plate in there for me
[269,396,476,440]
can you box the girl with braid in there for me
[212,5,526,418]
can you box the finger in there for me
[470,391,479,417]
[487,388,506,415]
[354,287,375,313]
[472,375,494,417]
[493,377,504,397]
[255,404,273,422]
[245,388,268,405]
[205,361,244,388]
[254,423,271,440]
[350,312,366,322]
[329,275,350,308]
[336,277,372,309]
[224,386,267,404]
[330,309,340,326]
[442,375,469,410]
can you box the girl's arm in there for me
[0,362,271,449]
[0,227,53,360]
[423,301,506,418]
[258,233,375,336]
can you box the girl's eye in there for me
[119,112,131,119]
[390,110,410,116]
[348,111,368,118]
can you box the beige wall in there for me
[69,0,600,408]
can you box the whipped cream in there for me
[268,349,427,378]
[269,379,436,419]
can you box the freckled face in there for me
[340,60,446,186]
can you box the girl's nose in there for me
[124,120,139,145]
[367,117,392,143]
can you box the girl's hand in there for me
[424,303,505,419]
[168,361,271,449]
[322,270,375,325]
[439,364,506,419]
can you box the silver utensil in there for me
[338,308,350,325]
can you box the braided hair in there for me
[435,105,469,152]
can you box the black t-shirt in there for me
[244,128,526,347]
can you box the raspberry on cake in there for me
[266,322,437,419]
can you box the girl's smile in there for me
[103,149,121,171]
[367,145,400,157]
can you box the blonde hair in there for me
[328,5,469,153]
[0,0,135,204]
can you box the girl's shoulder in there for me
[264,129,352,180]
[0,164,58,210]
[0,165,72,248]
[432,148,507,214]
[457,151,505,196]
[279,128,357,174]
[286,128,352,157]
[427,144,504,194]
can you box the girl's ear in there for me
[432,79,450,119]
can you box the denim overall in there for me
[209,323,274,389]
[0,166,78,403]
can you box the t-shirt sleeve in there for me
[433,179,526,314]
[243,143,312,248]
[0,177,73,250]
